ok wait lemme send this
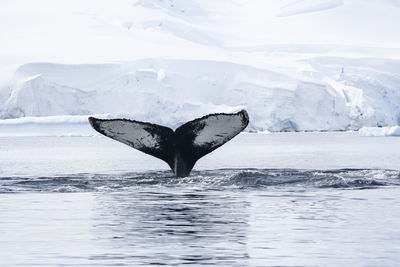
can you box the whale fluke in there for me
[89,110,249,177]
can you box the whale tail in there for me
[89,110,249,177]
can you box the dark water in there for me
[1,169,400,266]
[2,168,400,193]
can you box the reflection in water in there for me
[92,189,250,266]
[2,169,400,266]
[2,168,400,193]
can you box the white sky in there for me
[1,0,400,83]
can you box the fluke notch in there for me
[89,110,249,177]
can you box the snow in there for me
[0,114,110,137]
[2,57,400,132]
[157,69,166,82]
[0,0,400,132]
[0,114,110,125]
[358,126,400,137]
[276,0,344,17]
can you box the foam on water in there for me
[2,169,399,193]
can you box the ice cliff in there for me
[1,0,400,132]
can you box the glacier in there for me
[1,0,400,132]
[359,126,400,137]
[1,56,399,132]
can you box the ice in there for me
[1,1,400,132]
[0,114,111,137]
[0,114,110,125]
[2,57,400,132]
[359,126,400,137]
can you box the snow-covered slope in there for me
[2,55,400,132]
[1,0,400,131]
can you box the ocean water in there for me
[1,133,400,266]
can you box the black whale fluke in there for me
[88,110,249,177]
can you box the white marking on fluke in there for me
[193,114,246,147]
[95,120,160,149]
[89,110,249,177]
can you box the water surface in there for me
[1,133,400,266]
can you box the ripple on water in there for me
[1,168,399,193]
